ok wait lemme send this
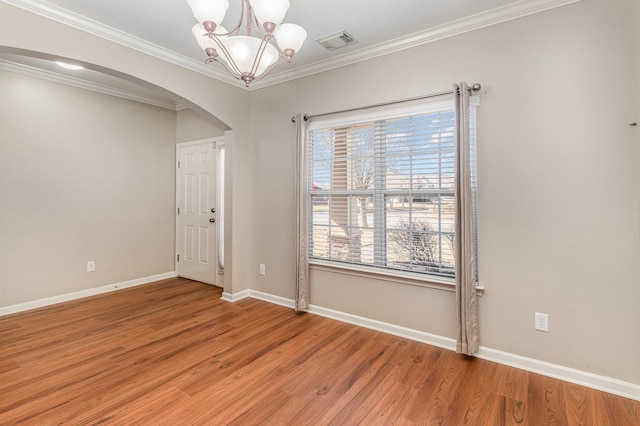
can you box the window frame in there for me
[307,97,479,286]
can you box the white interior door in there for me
[177,141,217,284]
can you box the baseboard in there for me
[221,289,251,303]
[474,347,640,402]
[0,272,177,317]
[307,304,457,352]
[221,289,296,309]
[223,289,640,402]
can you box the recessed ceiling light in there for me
[56,61,84,71]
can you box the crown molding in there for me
[249,0,584,89]
[0,59,180,110]
[1,0,583,92]
[0,0,247,89]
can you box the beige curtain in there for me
[295,113,310,311]
[454,83,480,355]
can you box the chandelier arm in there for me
[246,0,254,37]
[208,35,244,77]
[278,51,296,62]
[251,56,294,82]
[248,34,273,77]
[222,0,247,36]
[252,12,265,38]
[211,57,243,79]
[208,27,235,38]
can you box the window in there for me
[307,99,477,282]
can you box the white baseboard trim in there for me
[223,289,640,402]
[221,289,296,309]
[474,346,640,402]
[307,304,457,352]
[221,289,251,303]
[0,272,178,317]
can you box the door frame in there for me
[175,137,225,283]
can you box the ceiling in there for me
[1,0,575,106]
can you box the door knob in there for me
[211,208,216,213]
[209,218,216,223]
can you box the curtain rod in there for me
[291,83,481,123]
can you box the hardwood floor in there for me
[0,278,638,425]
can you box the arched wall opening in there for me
[0,1,256,303]
[0,0,255,299]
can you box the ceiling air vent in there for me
[316,31,358,51]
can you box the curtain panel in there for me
[454,82,480,355]
[295,113,310,311]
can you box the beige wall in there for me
[176,109,225,143]
[0,1,252,296]
[0,70,177,305]
[1,0,638,388]
[247,0,640,385]
[0,72,232,308]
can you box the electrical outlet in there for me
[535,312,549,332]
[87,261,96,272]
[259,264,266,275]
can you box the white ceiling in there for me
[1,0,577,105]
[42,0,515,68]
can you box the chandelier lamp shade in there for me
[187,0,307,86]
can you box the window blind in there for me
[308,98,478,281]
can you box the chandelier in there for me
[187,0,307,86]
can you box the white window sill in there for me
[309,260,485,296]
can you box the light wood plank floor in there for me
[0,278,638,425]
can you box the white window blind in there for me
[308,98,478,281]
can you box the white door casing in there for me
[176,140,217,284]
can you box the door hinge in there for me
[177,207,180,215]
[177,254,180,262]
[177,160,181,168]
